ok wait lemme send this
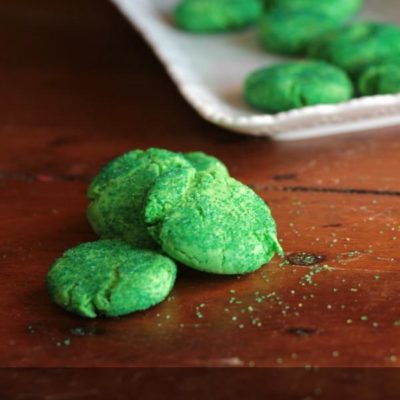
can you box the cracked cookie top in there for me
[47,240,177,318]
[145,168,283,275]
[307,22,400,76]
[244,61,353,113]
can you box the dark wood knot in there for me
[286,252,326,266]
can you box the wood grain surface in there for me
[1,0,400,378]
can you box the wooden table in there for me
[1,0,400,388]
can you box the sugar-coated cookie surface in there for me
[47,240,177,318]
[144,168,282,275]
[175,0,263,33]
[265,0,362,22]
[357,60,400,96]
[87,148,228,249]
[259,10,340,56]
[87,148,191,249]
[244,61,353,113]
[308,23,400,76]
[183,151,229,176]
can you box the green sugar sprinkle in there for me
[299,264,332,287]
[56,338,71,347]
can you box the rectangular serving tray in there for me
[111,0,400,140]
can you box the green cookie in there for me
[358,60,400,96]
[144,168,282,275]
[260,10,341,56]
[264,0,362,22]
[184,151,229,176]
[244,61,353,113]
[87,149,228,249]
[175,0,263,33]
[308,23,400,76]
[87,149,191,249]
[47,240,177,318]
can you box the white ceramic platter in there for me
[111,0,400,140]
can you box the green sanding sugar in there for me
[47,240,177,318]
[56,338,71,347]
[299,264,332,287]
[49,148,283,320]
[87,149,191,249]
[145,167,282,275]
[87,148,228,249]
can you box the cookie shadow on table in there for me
[175,263,246,294]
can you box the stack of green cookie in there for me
[47,148,282,318]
